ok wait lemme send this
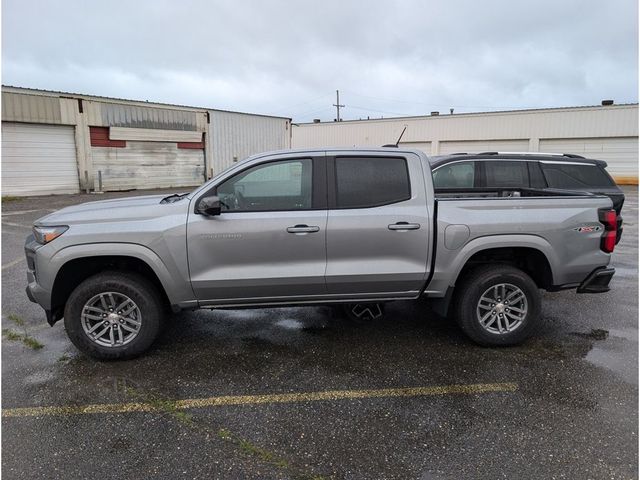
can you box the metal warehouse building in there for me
[292,103,639,184]
[1,86,291,196]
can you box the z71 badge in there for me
[573,225,602,233]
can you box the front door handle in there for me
[388,222,421,231]
[287,224,320,234]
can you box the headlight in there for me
[33,225,68,245]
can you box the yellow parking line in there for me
[1,257,24,270]
[2,383,516,418]
[1,221,31,229]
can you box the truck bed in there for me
[425,193,614,296]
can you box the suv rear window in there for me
[433,162,475,188]
[335,156,410,208]
[483,161,529,187]
[540,162,615,189]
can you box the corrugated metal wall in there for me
[101,103,199,131]
[1,87,291,194]
[209,110,290,176]
[2,92,64,124]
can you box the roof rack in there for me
[470,151,586,159]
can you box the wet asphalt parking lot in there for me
[1,187,638,479]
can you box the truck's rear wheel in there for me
[64,272,164,360]
[453,265,541,346]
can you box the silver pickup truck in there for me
[25,148,617,359]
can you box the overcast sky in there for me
[2,0,638,122]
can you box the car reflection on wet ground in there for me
[1,187,637,479]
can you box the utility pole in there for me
[333,90,345,121]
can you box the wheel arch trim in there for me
[443,235,559,290]
[48,243,191,306]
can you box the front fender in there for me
[43,243,196,307]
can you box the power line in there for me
[294,106,334,118]
[347,104,414,117]
[283,93,329,110]
[341,89,522,111]
[272,93,333,116]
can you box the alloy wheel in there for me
[476,283,527,334]
[80,292,142,347]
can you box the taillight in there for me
[599,208,617,253]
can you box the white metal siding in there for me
[292,105,638,149]
[292,122,407,149]
[1,122,79,195]
[292,105,638,183]
[398,141,432,154]
[210,110,290,176]
[539,137,638,181]
[92,141,204,191]
[439,139,529,154]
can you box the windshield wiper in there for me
[160,193,189,204]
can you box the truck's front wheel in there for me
[64,272,164,360]
[453,265,541,346]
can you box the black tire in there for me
[64,271,164,360]
[342,302,386,324]
[452,265,541,346]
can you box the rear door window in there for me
[540,162,615,188]
[334,156,410,208]
[432,162,475,188]
[482,161,529,188]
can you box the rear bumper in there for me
[577,267,615,294]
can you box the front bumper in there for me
[24,234,53,320]
[577,267,615,294]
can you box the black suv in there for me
[429,152,625,241]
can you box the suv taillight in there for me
[599,208,617,253]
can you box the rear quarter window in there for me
[540,163,615,189]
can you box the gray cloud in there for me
[2,0,637,121]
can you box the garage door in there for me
[92,141,205,191]
[539,137,638,183]
[439,139,529,155]
[398,142,432,155]
[1,122,79,196]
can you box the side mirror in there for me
[196,195,222,216]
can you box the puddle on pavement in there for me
[23,370,56,386]
[275,319,304,330]
[583,327,638,385]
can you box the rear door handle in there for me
[388,222,421,231]
[287,224,320,234]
